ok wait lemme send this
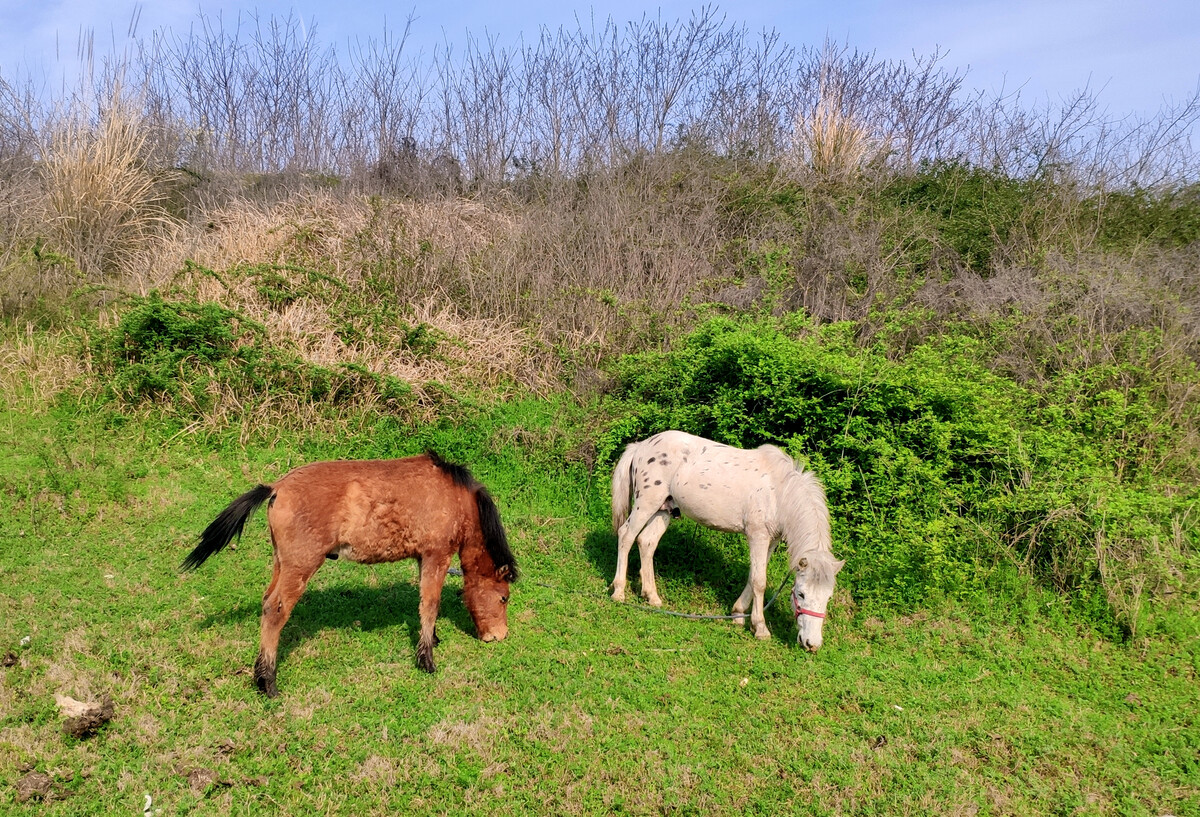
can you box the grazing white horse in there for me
[611,430,844,650]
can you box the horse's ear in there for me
[834,559,846,572]
[797,557,809,569]
[496,563,513,581]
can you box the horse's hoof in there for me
[754,628,771,640]
[256,676,279,698]
[731,614,746,625]
[647,597,664,608]
[611,590,626,603]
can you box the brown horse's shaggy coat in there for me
[183,452,517,696]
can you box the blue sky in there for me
[2,1,1197,119]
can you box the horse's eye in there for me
[798,592,806,601]
[500,595,509,604]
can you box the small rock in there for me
[16,771,53,803]
[2,651,17,667]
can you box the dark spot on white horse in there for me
[648,457,656,463]
[654,480,662,485]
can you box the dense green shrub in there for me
[600,315,1198,633]
[882,161,1045,274]
[88,292,412,417]
[1086,185,1200,249]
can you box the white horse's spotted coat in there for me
[611,430,844,648]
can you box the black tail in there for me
[475,488,518,581]
[181,484,274,571]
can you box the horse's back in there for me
[624,431,790,533]
[268,456,475,564]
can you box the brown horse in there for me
[181,452,518,697]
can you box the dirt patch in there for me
[16,771,55,803]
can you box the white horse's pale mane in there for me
[758,446,833,574]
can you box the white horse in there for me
[610,430,844,650]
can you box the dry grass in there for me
[787,95,880,184]
[37,96,176,280]
[112,191,562,412]
[0,324,82,402]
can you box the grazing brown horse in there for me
[181,452,518,697]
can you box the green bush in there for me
[600,315,1198,633]
[883,161,1044,274]
[1087,185,1200,250]
[88,292,412,417]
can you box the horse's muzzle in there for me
[480,627,508,643]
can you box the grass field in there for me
[1,365,1197,816]
[2,11,1199,814]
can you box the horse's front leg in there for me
[416,554,451,673]
[744,529,772,640]
[732,540,778,626]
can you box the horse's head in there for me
[792,551,845,652]
[462,561,515,643]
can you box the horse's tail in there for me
[181,484,274,571]
[783,469,833,571]
[611,442,638,532]
[475,487,518,581]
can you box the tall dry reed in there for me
[38,96,176,280]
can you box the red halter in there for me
[792,587,826,619]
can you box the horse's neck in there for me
[777,472,830,558]
[458,533,495,576]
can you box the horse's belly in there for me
[669,469,769,533]
[672,494,747,533]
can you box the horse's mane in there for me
[761,447,833,575]
[426,450,518,579]
[426,450,475,489]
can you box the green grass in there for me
[1,370,1198,815]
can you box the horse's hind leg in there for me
[635,511,671,607]
[255,552,321,697]
[611,501,663,603]
[416,554,451,673]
